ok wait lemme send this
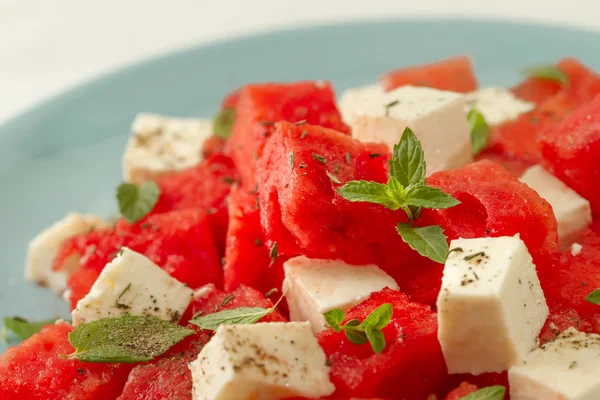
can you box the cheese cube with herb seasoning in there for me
[520,164,592,250]
[123,113,212,184]
[282,256,399,333]
[437,236,549,374]
[189,322,335,400]
[464,87,536,126]
[349,85,472,175]
[337,83,385,124]
[509,328,600,400]
[25,213,109,295]
[72,247,193,326]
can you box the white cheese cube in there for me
[123,113,212,184]
[72,247,193,325]
[283,256,399,333]
[337,83,384,124]
[25,213,109,295]
[350,85,472,175]
[465,87,535,126]
[190,322,335,400]
[571,243,583,256]
[520,165,592,250]
[437,236,549,374]
[509,328,600,399]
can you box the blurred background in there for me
[1,0,599,124]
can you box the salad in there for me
[1,54,600,400]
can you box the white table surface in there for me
[1,0,599,125]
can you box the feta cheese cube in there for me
[123,113,212,184]
[190,322,335,400]
[337,83,385,124]
[283,256,399,333]
[349,85,472,175]
[25,213,109,295]
[465,87,535,126]
[571,243,583,257]
[72,247,193,325]
[437,236,549,374]
[520,165,592,250]
[509,328,600,400]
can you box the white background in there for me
[1,0,599,125]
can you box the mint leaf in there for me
[338,180,402,211]
[389,127,426,187]
[461,385,506,400]
[324,309,344,332]
[468,109,490,155]
[404,185,461,209]
[362,303,392,331]
[365,327,386,354]
[523,65,567,85]
[117,181,160,223]
[66,315,193,363]
[342,320,368,345]
[3,317,58,340]
[213,107,236,138]
[396,223,449,263]
[585,289,600,305]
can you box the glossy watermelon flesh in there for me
[0,322,131,400]
[379,55,478,93]
[228,81,349,190]
[317,288,447,399]
[55,209,222,309]
[442,382,479,400]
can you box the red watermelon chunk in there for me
[117,332,210,400]
[153,154,238,253]
[539,94,600,214]
[201,136,227,159]
[538,300,594,345]
[443,382,478,400]
[318,288,446,399]
[475,150,533,177]
[379,55,478,93]
[228,81,349,189]
[55,209,222,309]
[0,321,131,400]
[223,186,286,296]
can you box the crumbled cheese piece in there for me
[348,85,472,175]
[25,213,109,295]
[72,247,193,325]
[283,256,399,333]
[337,83,385,124]
[189,322,335,399]
[465,87,535,125]
[123,113,212,184]
[437,236,549,374]
[509,328,600,399]
[520,165,592,250]
[571,243,583,257]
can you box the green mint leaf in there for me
[3,317,58,341]
[189,307,273,331]
[326,171,342,184]
[337,180,402,211]
[117,181,160,223]
[67,315,193,363]
[362,303,393,331]
[461,385,506,400]
[404,185,461,209]
[213,107,236,138]
[323,309,344,332]
[389,127,426,187]
[343,319,368,345]
[523,65,567,85]
[585,288,600,305]
[396,223,449,264]
[365,327,386,354]
[468,109,490,155]
[387,175,404,192]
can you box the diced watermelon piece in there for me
[117,332,210,400]
[0,321,131,400]
[512,77,561,105]
[443,382,478,400]
[258,121,413,269]
[66,268,101,310]
[221,88,241,109]
[228,81,349,189]
[56,210,222,308]
[318,288,446,399]
[201,136,227,159]
[153,154,238,254]
[379,56,478,93]
[475,150,533,177]
[223,186,286,295]
[539,94,600,214]
[538,300,594,345]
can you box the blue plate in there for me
[2,18,600,350]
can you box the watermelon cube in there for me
[443,382,479,400]
[228,81,349,189]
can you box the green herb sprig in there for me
[522,65,567,85]
[585,288,600,305]
[116,181,160,223]
[461,385,506,400]
[468,109,489,155]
